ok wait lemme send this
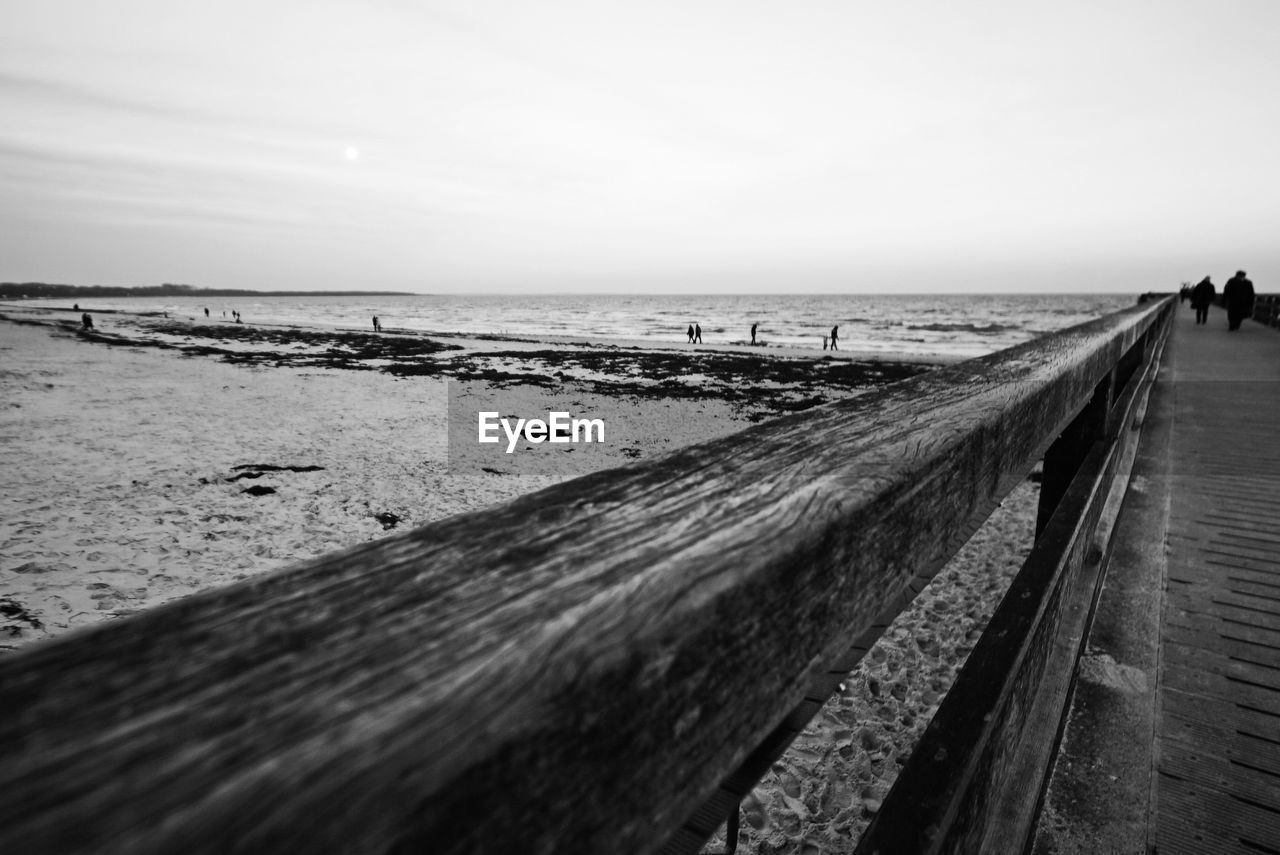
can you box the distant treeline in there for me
[0,283,416,300]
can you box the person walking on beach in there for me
[751,323,758,346]
[694,323,703,344]
[1191,276,1215,325]
[81,313,93,330]
[687,324,695,343]
[204,307,209,318]
[1222,270,1255,331]
[829,324,839,350]
[372,316,381,332]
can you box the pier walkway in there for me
[1156,303,1280,853]
[1038,301,1280,853]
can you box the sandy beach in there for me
[0,305,1038,853]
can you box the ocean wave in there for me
[905,322,1021,334]
[25,293,1130,360]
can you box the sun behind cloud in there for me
[344,146,359,161]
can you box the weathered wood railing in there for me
[855,298,1169,854]
[0,298,1175,855]
[1253,294,1280,330]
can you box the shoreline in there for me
[0,308,1036,853]
[0,299,981,364]
[0,305,937,418]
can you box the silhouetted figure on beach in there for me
[1191,277,1215,325]
[73,303,79,311]
[694,323,702,344]
[830,325,839,350]
[81,313,93,330]
[204,307,209,318]
[687,324,695,343]
[372,316,381,332]
[822,335,828,350]
[1223,270,1255,331]
[751,323,757,345]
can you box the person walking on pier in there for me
[1191,276,1215,325]
[1223,270,1255,331]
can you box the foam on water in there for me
[11,292,1134,360]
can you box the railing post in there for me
[1036,369,1115,537]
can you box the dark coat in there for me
[1223,274,1255,314]
[1190,279,1215,309]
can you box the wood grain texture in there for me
[855,308,1170,855]
[0,299,1174,855]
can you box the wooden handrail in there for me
[0,298,1175,855]
[1253,294,1280,329]
[856,300,1170,853]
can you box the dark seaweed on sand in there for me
[63,318,932,419]
[0,598,43,632]
[431,348,929,419]
[149,321,462,369]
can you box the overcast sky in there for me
[2,1,1277,293]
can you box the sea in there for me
[15,292,1135,361]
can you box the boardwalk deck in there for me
[1036,301,1280,853]
[1157,303,1280,855]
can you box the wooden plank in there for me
[1030,332,1172,855]
[1225,571,1280,592]
[1210,595,1280,622]
[1158,774,1280,854]
[1167,595,1280,628]
[1166,612,1280,650]
[986,323,1168,852]
[666,497,1001,854]
[1184,663,1280,702]
[1204,510,1280,529]
[1161,710,1280,779]
[1164,623,1280,667]
[1203,549,1280,570]
[1162,688,1280,745]
[1162,661,1280,712]
[1224,584,1280,611]
[939,292,1280,855]
[1159,742,1280,819]
[1205,524,1280,545]
[855,497,1110,855]
[1207,538,1280,560]
[0,301,1176,854]
[854,320,1164,855]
